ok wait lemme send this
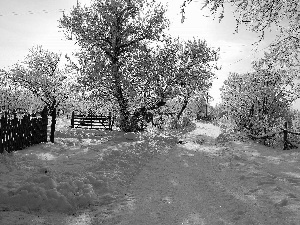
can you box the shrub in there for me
[221,70,296,137]
[166,117,179,129]
[181,116,193,127]
[166,116,193,130]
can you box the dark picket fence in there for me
[70,111,114,130]
[0,106,48,153]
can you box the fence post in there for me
[108,112,112,130]
[283,122,288,150]
[91,114,93,129]
[71,111,75,128]
[41,106,48,142]
[263,127,267,146]
[11,113,18,152]
[111,114,115,129]
[0,114,3,153]
[3,112,8,152]
[41,106,48,121]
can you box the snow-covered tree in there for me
[171,38,218,120]
[181,0,300,68]
[127,37,218,120]
[5,46,78,143]
[59,0,169,132]
[221,62,298,135]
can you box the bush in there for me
[166,116,193,130]
[215,114,289,147]
[167,117,179,129]
[182,116,193,127]
[217,115,238,133]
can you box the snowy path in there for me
[1,120,300,224]
[104,123,298,225]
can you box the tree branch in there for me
[119,36,147,52]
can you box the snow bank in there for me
[0,117,181,217]
[0,134,177,214]
[0,147,109,213]
[0,170,107,213]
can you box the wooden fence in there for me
[0,106,48,153]
[248,122,300,150]
[70,111,114,130]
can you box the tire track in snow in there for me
[111,145,293,224]
[107,122,297,225]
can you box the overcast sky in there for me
[0,0,299,109]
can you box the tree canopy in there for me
[7,46,76,112]
[182,0,300,67]
[146,37,219,120]
[221,55,298,135]
[5,45,77,142]
[60,0,169,131]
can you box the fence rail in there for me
[248,122,300,150]
[70,111,114,130]
[0,106,48,153]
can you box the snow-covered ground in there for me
[1,118,300,224]
[0,117,180,224]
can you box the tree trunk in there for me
[111,61,131,132]
[205,92,209,118]
[177,97,189,120]
[146,99,166,111]
[129,100,167,132]
[111,48,169,132]
[117,94,130,132]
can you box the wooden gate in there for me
[70,111,114,130]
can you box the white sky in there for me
[0,0,299,109]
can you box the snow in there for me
[1,117,300,224]
[0,137,105,213]
[0,117,180,224]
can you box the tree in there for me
[132,38,181,111]
[0,70,45,114]
[0,86,43,115]
[65,48,115,103]
[221,60,298,136]
[6,46,77,143]
[127,37,218,121]
[65,47,120,117]
[181,0,300,68]
[172,38,218,120]
[59,0,169,132]
[181,0,299,39]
